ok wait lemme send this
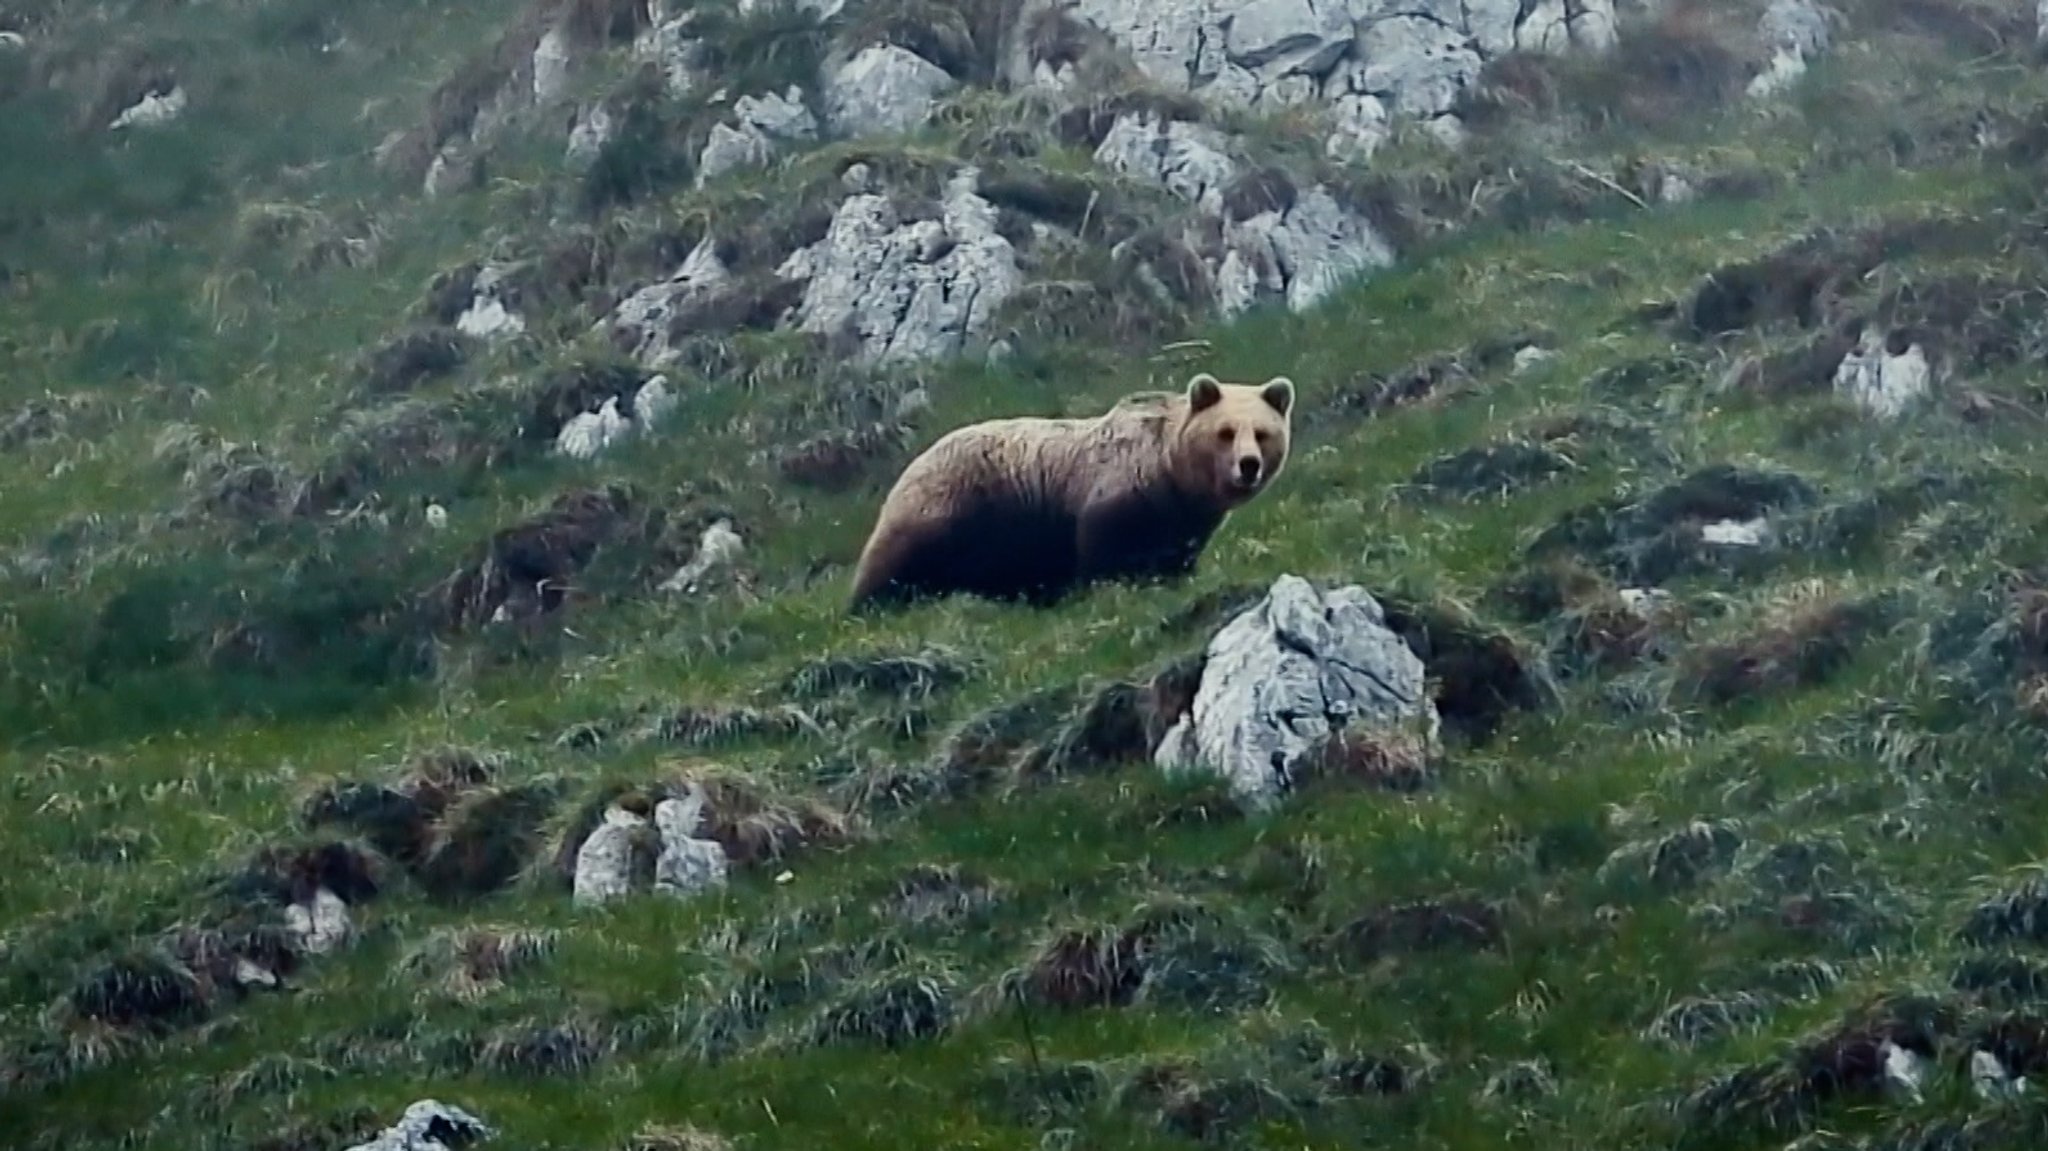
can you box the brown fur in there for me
[848,372,1296,612]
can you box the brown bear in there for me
[847,371,1296,612]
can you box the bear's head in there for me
[1175,372,1295,508]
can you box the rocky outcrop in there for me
[1038,0,1626,153]
[1216,183,1396,314]
[824,44,957,139]
[1094,111,1395,317]
[777,165,1022,366]
[603,237,732,370]
[1154,574,1441,811]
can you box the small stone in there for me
[1832,328,1931,419]
[342,1100,492,1151]
[285,886,354,955]
[109,86,187,131]
[659,519,744,594]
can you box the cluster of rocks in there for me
[1025,0,1625,157]
[553,374,677,459]
[570,783,732,907]
[352,0,1882,378]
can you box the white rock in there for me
[653,786,731,897]
[1048,0,1623,154]
[1748,0,1831,99]
[454,266,526,341]
[741,0,845,15]
[823,45,956,139]
[572,806,650,908]
[1225,0,1353,74]
[1700,518,1770,547]
[1881,1040,1927,1102]
[1325,93,1392,163]
[342,1100,492,1151]
[1517,0,1618,53]
[1974,1048,2032,1100]
[1154,574,1440,811]
[633,374,678,431]
[660,519,744,594]
[1357,15,1482,119]
[0,31,26,50]
[533,25,573,103]
[1092,112,1238,215]
[697,86,818,187]
[284,886,353,955]
[109,86,187,130]
[1832,328,1931,419]
[1513,346,1557,373]
[779,167,1021,366]
[1655,168,1698,204]
[425,503,450,530]
[1219,184,1396,316]
[566,103,614,167]
[555,397,632,460]
[1618,587,1673,616]
[232,957,280,989]
[1063,0,1218,96]
[605,236,733,369]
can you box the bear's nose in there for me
[1236,456,1262,484]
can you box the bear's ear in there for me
[1187,373,1223,412]
[1260,376,1295,416]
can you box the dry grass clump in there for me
[1676,582,1889,708]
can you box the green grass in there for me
[11,2,2048,1150]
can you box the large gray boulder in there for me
[1155,574,1440,811]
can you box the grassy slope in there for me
[9,3,2048,1150]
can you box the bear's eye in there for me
[1215,426,1235,443]
[1254,429,1272,446]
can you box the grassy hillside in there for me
[10,1,2048,1149]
